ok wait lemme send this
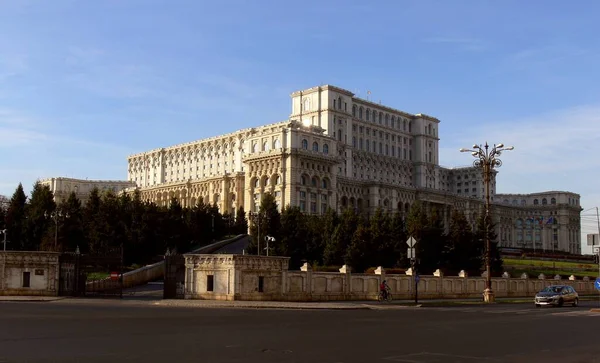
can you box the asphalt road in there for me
[1,301,599,363]
[211,235,250,254]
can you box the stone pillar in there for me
[301,262,313,296]
[339,265,352,298]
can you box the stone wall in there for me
[0,251,60,296]
[183,254,598,301]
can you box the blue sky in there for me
[1,0,600,252]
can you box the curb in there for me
[151,301,373,310]
[590,308,600,313]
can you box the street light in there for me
[249,211,269,256]
[460,142,514,303]
[45,210,69,251]
[264,236,275,256]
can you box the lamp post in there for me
[460,142,514,303]
[45,210,69,251]
[249,211,269,256]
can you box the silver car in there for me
[535,285,579,307]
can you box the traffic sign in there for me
[407,247,415,259]
[595,278,600,291]
[110,272,119,281]
[593,246,600,254]
[406,236,416,247]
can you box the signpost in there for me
[406,236,418,305]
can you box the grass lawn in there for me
[504,258,598,270]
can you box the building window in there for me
[323,144,329,154]
[312,142,319,152]
[302,139,308,149]
[206,275,214,292]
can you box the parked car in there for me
[534,285,579,307]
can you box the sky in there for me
[1,0,600,253]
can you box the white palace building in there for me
[125,85,582,254]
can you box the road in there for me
[211,235,250,254]
[1,300,599,363]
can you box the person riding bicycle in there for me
[380,280,390,299]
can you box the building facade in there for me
[39,177,136,205]
[126,85,582,254]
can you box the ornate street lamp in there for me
[460,142,514,303]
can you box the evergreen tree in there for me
[345,221,373,272]
[278,206,309,268]
[446,209,481,275]
[475,213,503,275]
[26,182,56,251]
[387,210,408,268]
[248,193,281,255]
[56,192,85,253]
[83,188,103,254]
[234,206,248,235]
[324,207,358,266]
[4,184,27,250]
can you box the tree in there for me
[324,207,358,266]
[345,221,373,272]
[56,192,85,253]
[234,206,248,235]
[26,182,56,251]
[248,193,281,255]
[475,214,503,275]
[4,184,27,250]
[385,210,408,268]
[277,206,309,268]
[83,188,103,254]
[446,209,481,275]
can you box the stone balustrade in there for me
[183,254,599,301]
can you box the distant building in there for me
[39,177,136,205]
[123,84,582,254]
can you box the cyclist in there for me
[380,280,390,300]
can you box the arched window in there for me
[311,177,317,187]
[323,144,329,154]
[338,96,342,109]
[521,200,526,205]
[403,120,407,131]
[301,176,306,185]
[302,139,308,149]
[359,107,363,119]
[551,197,556,205]
[275,175,281,184]
[254,179,259,188]
[352,105,356,117]
[428,124,432,135]
[303,98,311,111]
[379,112,383,124]
[274,139,281,149]
[322,179,328,189]
[263,142,269,151]
[312,142,319,152]
[408,122,412,132]
[366,109,370,121]
[385,114,389,126]
[542,198,547,205]
[534,199,539,205]
[252,143,258,153]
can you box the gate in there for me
[59,247,124,298]
[164,254,185,299]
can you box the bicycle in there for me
[378,287,393,302]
